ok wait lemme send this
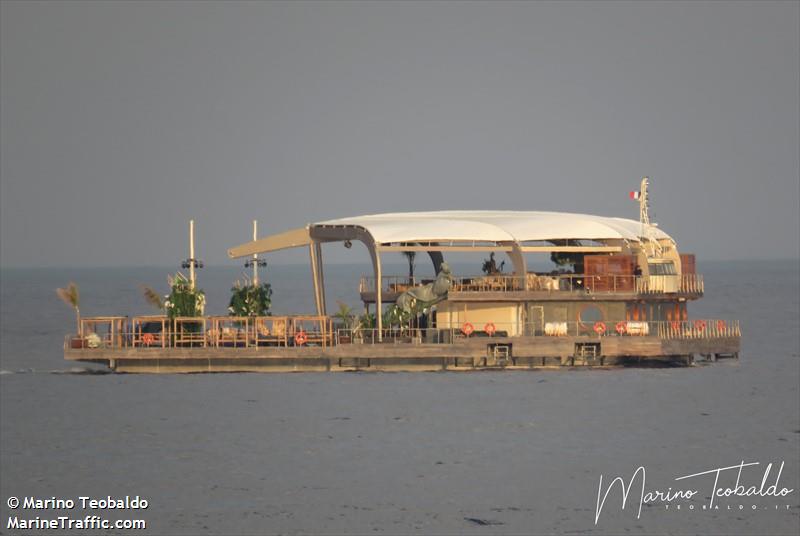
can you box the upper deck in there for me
[227,207,704,333]
[359,272,704,303]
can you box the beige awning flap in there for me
[227,227,311,258]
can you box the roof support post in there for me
[374,249,383,342]
[315,241,327,315]
[503,241,528,290]
[308,226,380,332]
[309,241,323,316]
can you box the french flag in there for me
[629,191,641,200]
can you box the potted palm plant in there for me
[333,301,359,343]
[56,282,83,348]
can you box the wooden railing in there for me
[361,273,704,295]
[65,315,333,350]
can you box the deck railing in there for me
[360,273,704,295]
[657,319,741,340]
[65,317,739,351]
[334,318,739,344]
[65,315,333,350]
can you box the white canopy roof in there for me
[314,210,672,244]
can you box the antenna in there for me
[639,177,650,228]
[638,177,663,258]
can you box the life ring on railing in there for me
[141,333,155,346]
[670,321,681,331]
[294,331,308,346]
[461,322,474,336]
[484,322,496,336]
[593,321,607,335]
[615,321,627,335]
[716,320,726,332]
[693,319,707,332]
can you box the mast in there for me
[638,177,662,257]
[182,219,203,287]
[639,177,650,229]
[252,220,259,285]
[189,220,196,289]
[244,219,266,285]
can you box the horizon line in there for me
[2,257,799,270]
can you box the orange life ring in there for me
[615,321,627,335]
[461,322,474,336]
[141,333,155,346]
[670,321,681,331]
[693,319,707,331]
[593,321,606,335]
[716,320,726,331]
[484,322,496,336]
[294,330,308,346]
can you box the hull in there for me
[64,335,740,374]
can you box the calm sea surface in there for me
[1,260,798,534]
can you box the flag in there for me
[629,191,641,200]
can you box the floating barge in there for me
[64,183,741,373]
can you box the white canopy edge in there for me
[314,210,672,245]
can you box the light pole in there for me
[181,219,203,288]
[244,219,267,284]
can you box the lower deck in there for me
[65,335,740,373]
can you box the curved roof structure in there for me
[315,210,672,244]
[227,210,675,261]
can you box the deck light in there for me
[244,259,267,268]
[181,259,204,269]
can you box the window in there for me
[648,262,676,276]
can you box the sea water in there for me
[0,260,798,534]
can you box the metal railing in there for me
[64,315,333,350]
[361,273,704,295]
[64,316,739,351]
[331,318,739,345]
[657,319,741,340]
[359,275,420,293]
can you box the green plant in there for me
[383,304,411,329]
[56,282,81,336]
[548,240,584,272]
[358,312,376,330]
[165,273,206,319]
[333,301,358,330]
[228,281,272,317]
[550,252,584,273]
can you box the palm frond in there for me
[336,301,352,316]
[55,282,79,309]
[140,285,164,310]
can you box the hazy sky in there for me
[1,1,798,268]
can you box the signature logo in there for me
[595,461,795,524]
